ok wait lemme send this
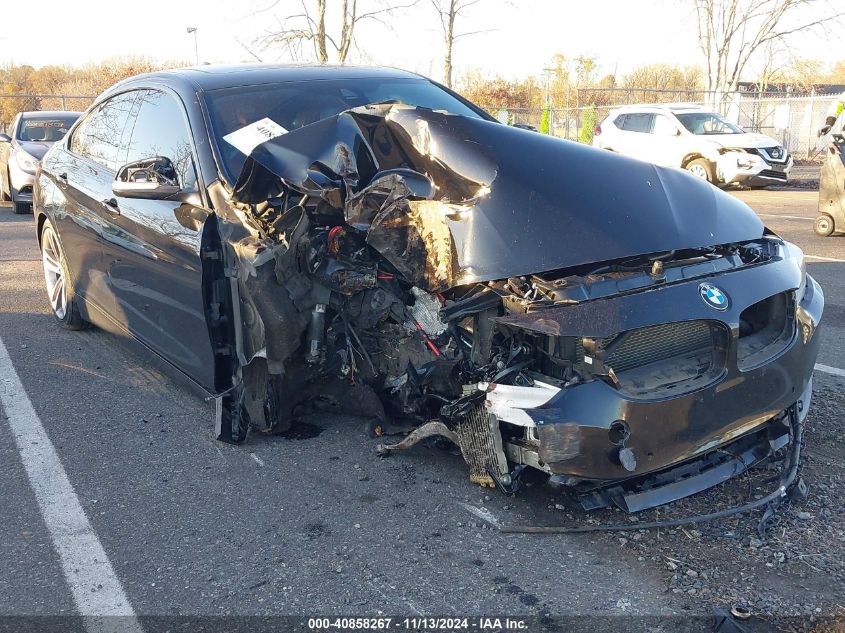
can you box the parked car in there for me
[34,65,822,512]
[0,110,81,213]
[816,132,845,236]
[593,104,792,188]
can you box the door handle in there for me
[101,198,120,215]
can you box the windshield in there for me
[205,77,486,181]
[17,116,79,142]
[675,112,744,135]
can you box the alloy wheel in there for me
[688,164,708,179]
[41,225,67,319]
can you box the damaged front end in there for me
[208,104,823,512]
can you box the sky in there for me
[1,0,838,83]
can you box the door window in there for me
[123,90,198,190]
[652,115,678,136]
[68,92,136,170]
[620,113,654,133]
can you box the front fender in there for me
[697,140,723,162]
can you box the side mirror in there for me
[674,128,682,136]
[0,133,11,143]
[113,156,181,199]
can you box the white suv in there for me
[592,104,792,187]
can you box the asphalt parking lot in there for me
[1,187,843,632]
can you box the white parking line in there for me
[815,363,845,378]
[250,452,265,466]
[806,255,845,263]
[747,193,817,202]
[0,337,143,633]
[757,213,814,222]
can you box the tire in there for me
[10,186,30,214]
[814,214,835,237]
[40,220,88,330]
[685,158,715,183]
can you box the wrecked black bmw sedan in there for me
[34,65,823,512]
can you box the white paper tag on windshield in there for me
[223,117,288,155]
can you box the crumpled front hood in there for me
[234,104,764,290]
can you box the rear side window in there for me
[69,92,136,170]
[620,113,654,133]
[613,114,627,128]
[123,90,198,190]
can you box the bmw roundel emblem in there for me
[699,283,729,311]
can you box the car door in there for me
[101,88,217,389]
[47,92,136,318]
[642,114,683,167]
[622,112,654,161]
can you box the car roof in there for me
[611,103,711,114]
[19,110,82,118]
[108,63,427,95]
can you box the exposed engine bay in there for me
[205,104,823,512]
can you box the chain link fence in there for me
[0,95,95,132]
[481,88,840,160]
[2,90,838,160]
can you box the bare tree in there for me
[258,0,416,63]
[430,0,487,88]
[755,46,823,92]
[573,55,598,87]
[753,41,791,92]
[694,0,845,100]
[623,63,703,92]
[822,58,845,83]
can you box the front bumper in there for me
[9,159,35,201]
[578,397,802,511]
[492,257,823,488]
[717,153,792,185]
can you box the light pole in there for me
[186,27,199,65]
